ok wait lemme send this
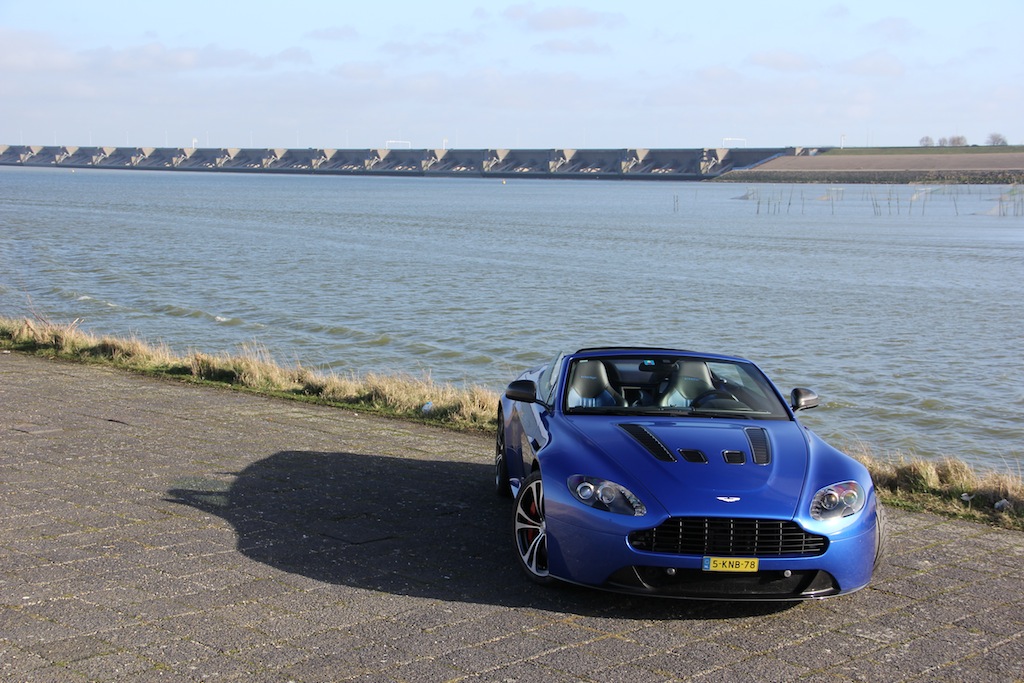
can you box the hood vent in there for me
[744,427,771,465]
[723,450,746,464]
[619,424,676,462]
[678,449,709,464]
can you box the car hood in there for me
[566,418,811,519]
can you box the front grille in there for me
[629,517,828,557]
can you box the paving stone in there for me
[2,352,1023,682]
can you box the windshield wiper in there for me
[687,408,766,419]
[630,406,694,417]
[566,406,636,416]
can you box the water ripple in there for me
[1,168,1021,472]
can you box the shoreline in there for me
[2,315,1020,530]
[716,168,1024,185]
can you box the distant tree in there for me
[919,136,934,147]
[949,135,968,146]
[938,137,949,147]
[987,132,1008,146]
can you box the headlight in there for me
[568,475,646,516]
[810,481,865,521]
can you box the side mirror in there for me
[505,379,539,403]
[791,387,820,412]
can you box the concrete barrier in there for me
[0,144,795,179]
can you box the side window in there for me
[537,352,564,405]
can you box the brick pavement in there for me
[1,352,1022,682]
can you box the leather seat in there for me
[659,361,714,407]
[566,360,626,408]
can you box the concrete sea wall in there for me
[5,144,1022,183]
[0,144,799,180]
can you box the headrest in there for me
[569,361,612,399]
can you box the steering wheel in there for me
[690,389,737,409]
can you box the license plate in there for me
[702,556,759,572]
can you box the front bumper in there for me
[605,565,839,599]
[546,513,876,600]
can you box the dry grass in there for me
[2,315,1021,529]
[4,317,179,369]
[0,315,498,429]
[847,442,1023,530]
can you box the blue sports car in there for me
[494,347,887,600]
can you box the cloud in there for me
[693,65,745,87]
[77,42,313,75]
[381,39,451,58]
[330,61,387,82]
[842,49,905,78]
[0,29,79,72]
[379,30,484,60]
[861,17,919,44]
[747,50,818,73]
[502,3,625,32]
[822,3,851,20]
[275,47,313,65]
[0,28,313,80]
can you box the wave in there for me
[149,304,243,327]
[50,287,122,309]
[153,304,218,321]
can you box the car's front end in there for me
[498,348,884,600]
[539,408,880,599]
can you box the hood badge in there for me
[716,496,741,503]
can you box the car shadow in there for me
[167,449,795,620]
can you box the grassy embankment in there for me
[818,145,1024,155]
[2,315,1021,531]
[717,145,1024,185]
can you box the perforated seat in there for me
[659,361,714,407]
[566,360,626,408]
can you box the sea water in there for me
[1,166,1021,472]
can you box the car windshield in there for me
[562,354,790,419]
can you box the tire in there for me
[513,471,554,585]
[873,502,889,572]
[494,408,512,498]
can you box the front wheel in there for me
[873,502,889,572]
[513,471,554,585]
[494,408,511,498]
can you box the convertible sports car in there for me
[494,347,887,600]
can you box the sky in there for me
[1,1,1021,151]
